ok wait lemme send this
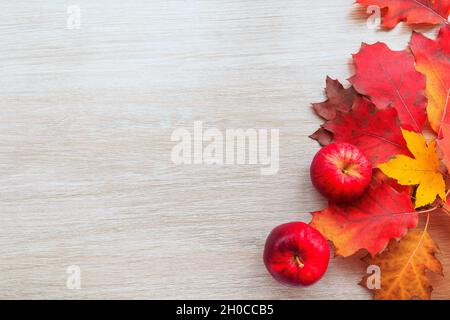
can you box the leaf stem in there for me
[415,206,439,214]
[445,188,450,198]
[424,212,430,232]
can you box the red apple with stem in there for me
[310,142,372,203]
[263,222,330,286]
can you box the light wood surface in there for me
[1,0,449,300]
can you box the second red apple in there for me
[264,222,330,286]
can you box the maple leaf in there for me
[410,25,450,134]
[356,0,450,29]
[438,122,450,174]
[310,77,356,146]
[378,129,446,208]
[361,228,443,300]
[437,122,450,214]
[323,96,409,166]
[312,76,356,121]
[310,181,418,257]
[373,168,412,195]
[309,127,333,146]
[349,42,427,132]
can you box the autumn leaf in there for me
[378,129,446,208]
[312,76,356,121]
[323,96,409,166]
[361,228,443,300]
[310,181,417,257]
[309,127,333,146]
[349,42,427,132]
[373,168,412,195]
[438,122,450,215]
[438,122,450,174]
[310,77,356,146]
[356,0,450,29]
[410,25,450,134]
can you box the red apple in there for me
[263,222,330,286]
[310,142,372,203]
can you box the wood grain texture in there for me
[0,0,449,299]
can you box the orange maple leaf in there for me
[438,122,450,174]
[361,228,443,300]
[410,25,450,135]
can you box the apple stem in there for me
[294,255,304,268]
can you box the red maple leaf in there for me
[323,96,409,166]
[357,0,450,29]
[349,42,427,133]
[373,168,412,195]
[312,76,356,121]
[310,77,356,146]
[309,128,333,146]
[310,181,418,257]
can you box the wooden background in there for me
[0,0,449,299]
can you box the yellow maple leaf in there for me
[361,229,442,300]
[377,129,445,208]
